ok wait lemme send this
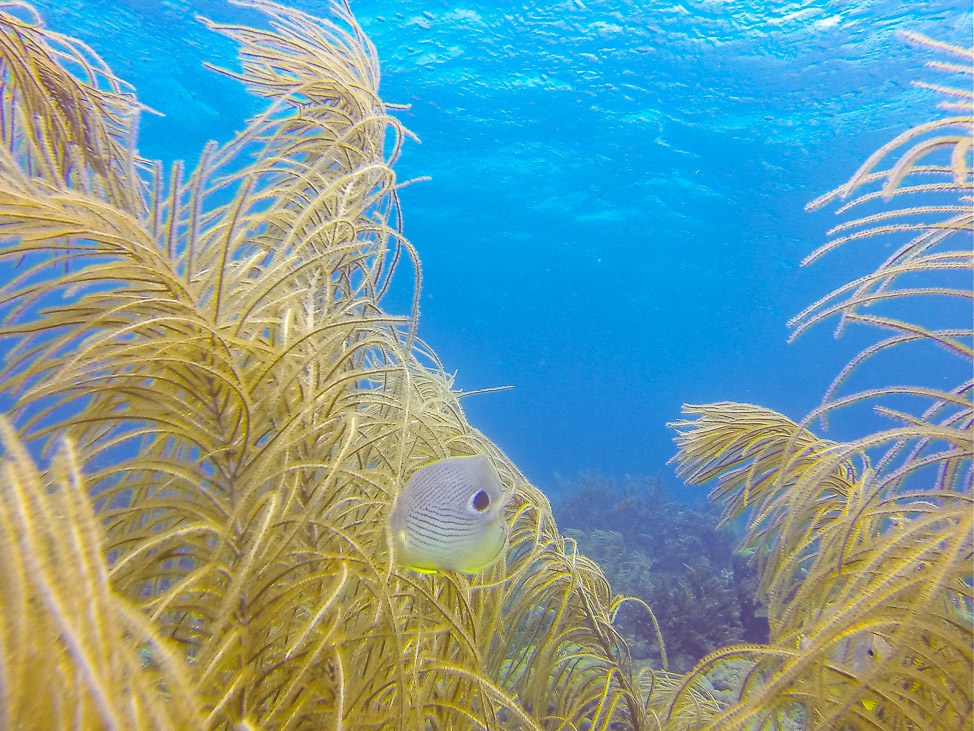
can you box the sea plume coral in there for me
[0,417,203,729]
[667,33,973,731]
[1,1,970,729]
[0,1,649,728]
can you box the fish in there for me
[388,455,513,574]
[798,627,895,712]
[798,627,894,674]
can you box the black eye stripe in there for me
[471,489,490,512]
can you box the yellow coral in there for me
[668,33,973,731]
[0,1,646,728]
[0,417,202,729]
[0,2,970,729]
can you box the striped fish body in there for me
[389,455,512,574]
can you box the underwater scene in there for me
[0,0,970,728]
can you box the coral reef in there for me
[0,1,969,729]
[553,474,767,672]
[0,2,648,728]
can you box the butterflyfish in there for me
[389,455,512,574]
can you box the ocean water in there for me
[29,0,973,495]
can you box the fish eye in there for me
[470,489,491,512]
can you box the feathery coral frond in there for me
[0,1,149,212]
[671,399,972,730]
[0,2,650,728]
[669,32,973,731]
[796,33,973,432]
[0,416,203,729]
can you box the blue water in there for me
[30,0,973,494]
